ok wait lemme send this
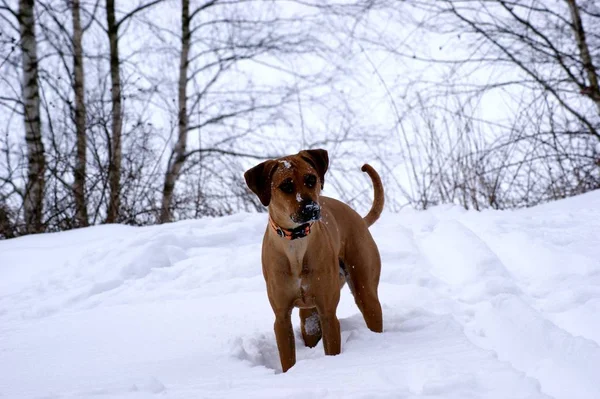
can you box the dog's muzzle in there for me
[296,200,321,223]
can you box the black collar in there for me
[269,217,314,240]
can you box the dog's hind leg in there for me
[343,240,383,333]
[350,281,383,333]
[299,307,322,348]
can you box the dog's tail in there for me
[361,164,384,227]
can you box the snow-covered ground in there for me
[1,192,600,399]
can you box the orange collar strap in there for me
[269,217,313,240]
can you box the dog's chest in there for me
[277,239,322,308]
[286,254,316,308]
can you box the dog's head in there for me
[244,149,328,226]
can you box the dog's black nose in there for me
[299,200,321,222]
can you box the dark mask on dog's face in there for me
[244,149,329,227]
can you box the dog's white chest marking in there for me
[301,279,310,291]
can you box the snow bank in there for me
[1,192,599,398]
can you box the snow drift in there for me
[1,192,600,398]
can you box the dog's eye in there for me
[304,174,317,188]
[279,180,294,194]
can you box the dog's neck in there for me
[268,216,316,275]
[268,217,314,240]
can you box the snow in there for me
[1,192,600,399]
[280,160,292,169]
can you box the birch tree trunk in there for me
[565,0,600,115]
[105,0,123,223]
[159,0,190,223]
[71,0,89,227]
[19,0,46,233]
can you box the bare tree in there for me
[435,0,599,139]
[105,0,162,223]
[18,0,46,233]
[159,0,191,223]
[365,0,600,209]
[0,203,15,238]
[155,0,357,222]
[565,0,600,114]
[71,0,88,226]
[8,0,560,237]
[104,0,122,223]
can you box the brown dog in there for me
[244,149,384,372]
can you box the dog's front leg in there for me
[273,307,296,372]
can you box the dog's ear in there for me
[299,149,329,189]
[244,160,278,206]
